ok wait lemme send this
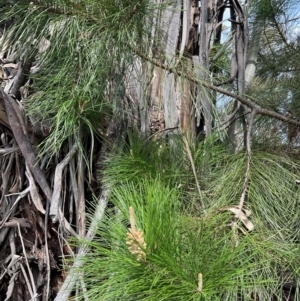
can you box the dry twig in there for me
[183,135,205,209]
[17,222,38,301]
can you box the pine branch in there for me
[132,48,300,127]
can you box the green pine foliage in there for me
[75,135,300,300]
[101,133,226,191]
[208,150,300,239]
[1,1,300,300]
[78,179,272,301]
[0,0,159,156]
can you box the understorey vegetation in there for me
[0,0,300,300]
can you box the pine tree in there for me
[0,0,299,300]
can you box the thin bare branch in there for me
[2,218,32,228]
[133,48,300,127]
[77,145,86,238]
[0,147,19,154]
[238,109,256,210]
[182,135,204,209]
[53,190,109,301]
[17,222,38,301]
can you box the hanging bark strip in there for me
[230,0,248,95]
[0,89,52,201]
[196,0,214,136]
[49,144,78,222]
